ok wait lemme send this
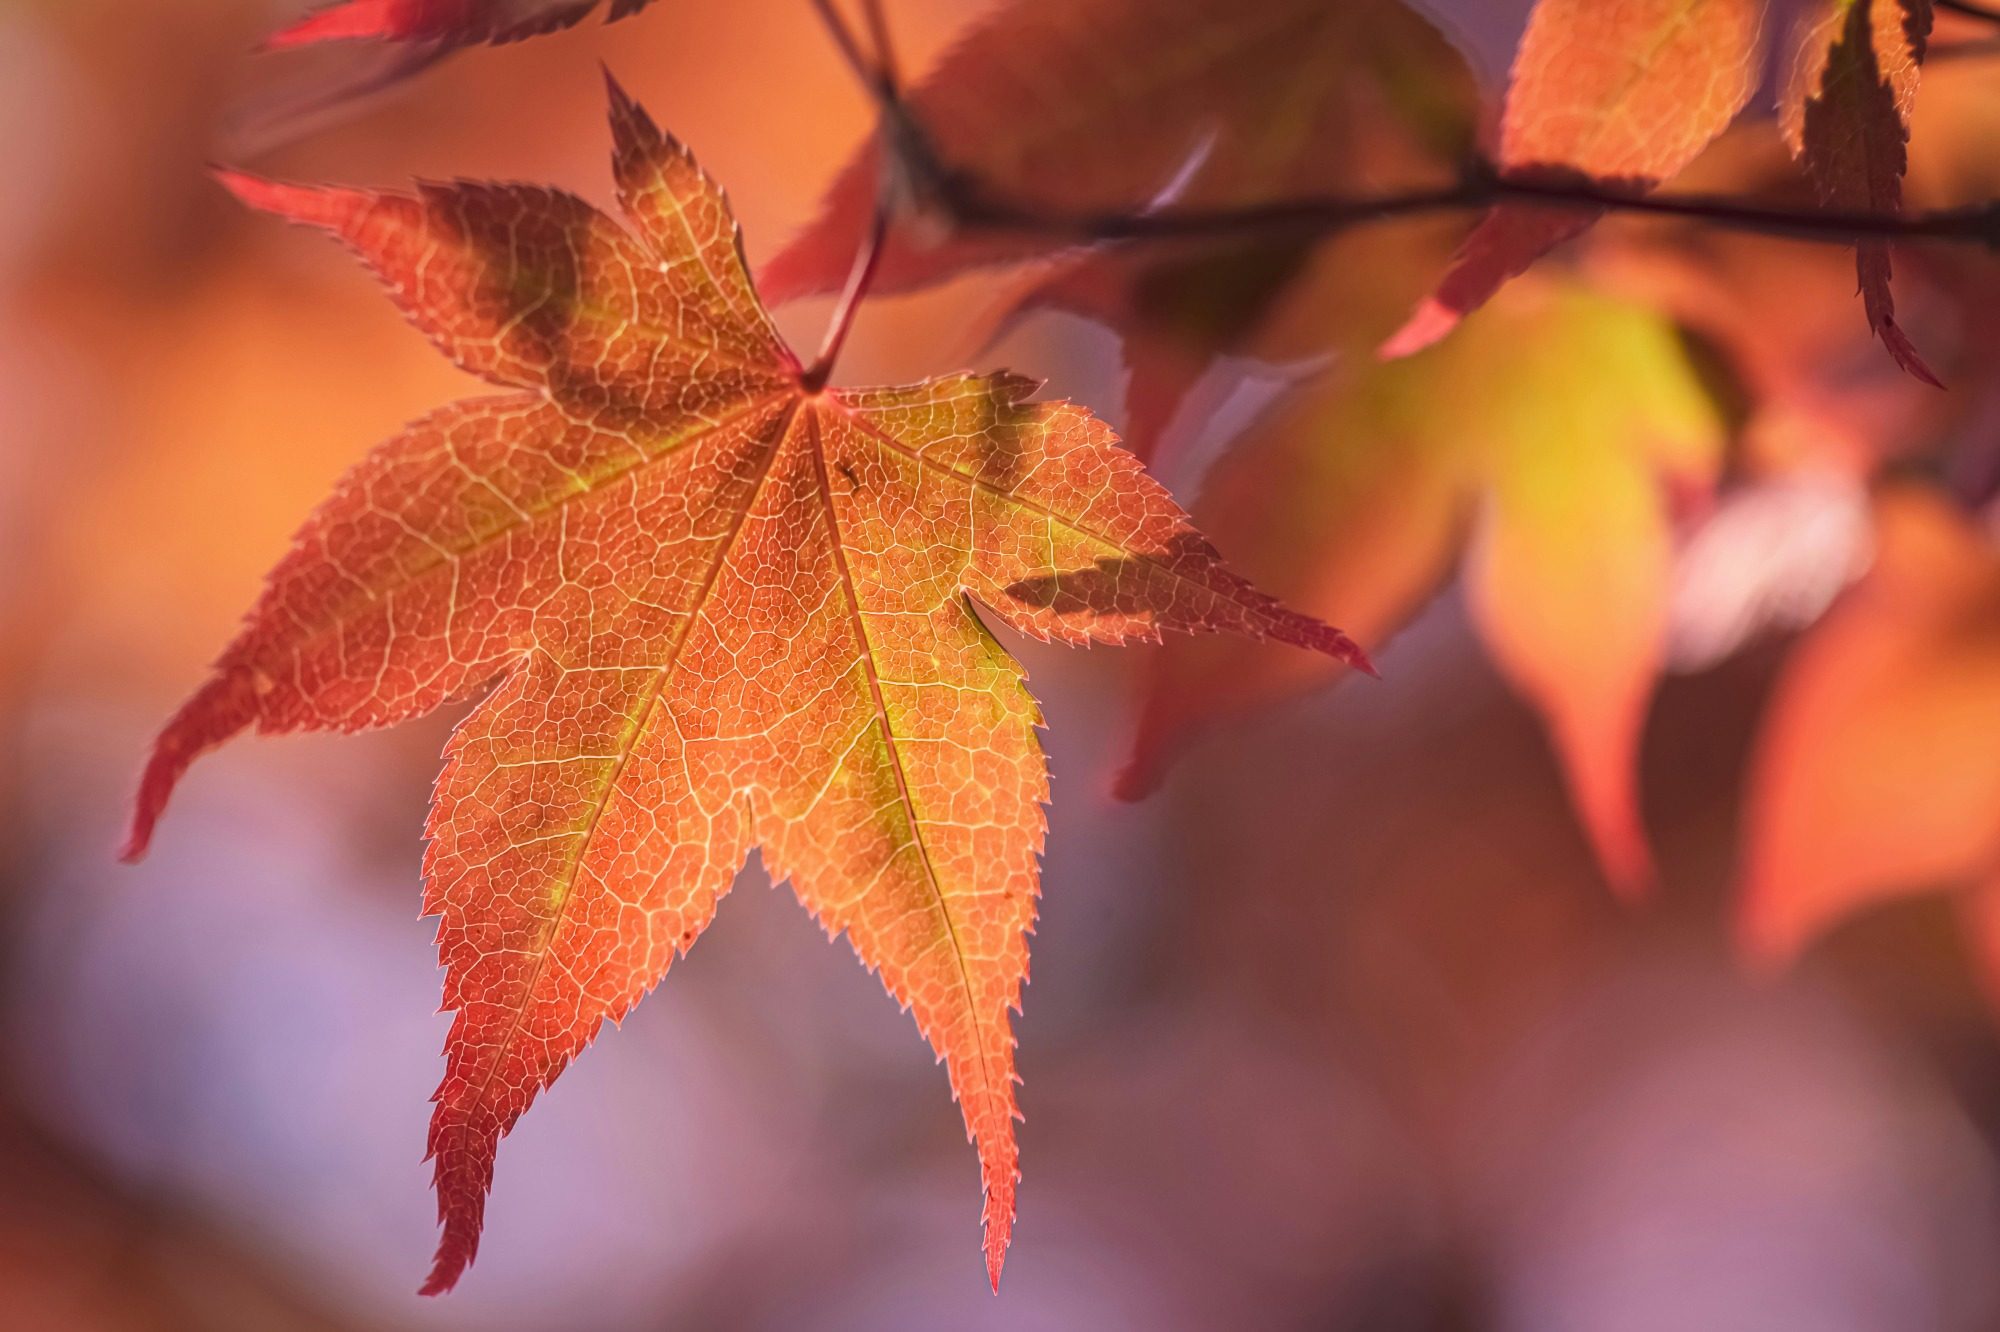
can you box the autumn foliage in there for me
[116,0,2000,1300]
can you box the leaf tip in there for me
[1878,317,1944,389]
[124,670,261,869]
[1299,620,1376,677]
[984,1227,1008,1293]
[420,1187,480,1296]
[1109,755,1162,804]
[117,822,153,867]
[1379,298,1458,361]
[263,2,382,50]
[599,60,636,117]
[119,772,174,864]
[602,61,703,194]
[213,167,347,228]
[603,66,658,155]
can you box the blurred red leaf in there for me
[1779,0,1938,384]
[759,0,1477,307]
[123,77,1361,1296]
[1383,0,1764,357]
[1739,485,2000,964]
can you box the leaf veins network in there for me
[122,76,1365,1294]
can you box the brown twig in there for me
[1932,36,2000,59]
[858,0,901,93]
[809,0,2000,256]
[1939,0,2000,25]
[807,0,881,98]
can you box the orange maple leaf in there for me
[265,0,655,49]
[1124,278,1724,897]
[1739,485,2000,969]
[120,78,1363,1295]
[1383,0,1765,358]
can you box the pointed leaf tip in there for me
[123,669,260,867]
[214,169,355,229]
[986,1227,1008,1293]
[263,1,394,50]
[1109,763,1156,804]
[1379,298,1459,361]
[421,1195,481,1295]
[1879,318,1944,389]
[600,61,634,114]
[602,65,703,185]
[1289,618,1375,676]
[419,1246,466,1297]
[603,66,657,149]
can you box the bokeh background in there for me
[6,2,2000,1329]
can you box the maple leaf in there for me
[1124,278,1724,896]
[1382,0,1765,358]
[120,76,1364,1294]
[963,0,1478,463]
[1739,485,2000,969]
[1778,0,1940,385]
[265,0,655,50]
[759,0,1476,308]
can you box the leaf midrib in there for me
[802,407,1003,1127]
[435,397,801,1163]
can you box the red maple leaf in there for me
[122,77,1364,1295]
[1779,0,1940,385]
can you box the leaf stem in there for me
[1939,0,2000,24]
[809,0,895,101]
[858,0,900,93]
[800,0,904,390]
[801,200,889,392]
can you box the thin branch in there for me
[1939,0,2000,25]
[858,0,900,93]
[937,167,2000,248]
[807,0,879,95]
[811,0,2000,256]
[1932,36,2000,59]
